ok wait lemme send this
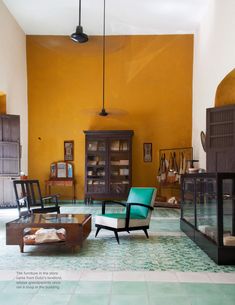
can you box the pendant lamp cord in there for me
[78,0,81,26]
[102,0,106,110]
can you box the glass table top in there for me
[9,213,91,225]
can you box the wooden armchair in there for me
[95,187,157,243]
[13,179,60,217]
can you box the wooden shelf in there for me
[87,165,106,168]
[157,147,192,208]
[157,183,180,189]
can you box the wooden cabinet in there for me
[206,104,235,172]
[0,115,20,176]
[84,130,134,201]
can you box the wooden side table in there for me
[45,179,76,203]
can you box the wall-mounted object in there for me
[64,140,74,161]
[157,147,193,184]
[143,143,152,162]
[200,131,206,152]
[50,161,73,179]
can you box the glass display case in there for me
[181,173,235,265]
[84,130,133,201]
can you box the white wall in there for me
[193,0,235,169]
[0,0,28,174]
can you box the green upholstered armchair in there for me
[95,187,157,243]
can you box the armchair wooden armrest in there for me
[125,202,153,229]
[42,194,60,207]
[102,200,126,214]
[17,196,31,217]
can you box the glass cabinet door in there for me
[182,178,195,226]
[86,140,107,194]
[223,178,235,246]
[109,139,130,195]
[87,140,106,152]
[196,178,218,243]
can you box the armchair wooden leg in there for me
[20,243,24,253]
[114,231,120,244]
[143,228,149,239]
[95,227,101,237]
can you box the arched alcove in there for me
[215,68,235,106]
[0,91,6,114]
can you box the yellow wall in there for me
[27,35,193,199]
[215,68,235,106]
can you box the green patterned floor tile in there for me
[0,207,235,272]
[0,281,8,291]
[190,295,235,305]
[149,295,191,305]
[147,282,185,296]
[38,281,77,294]
[0,293,35,305]
[30,293,71,305]
[181,283,223,296]
[110,294,149,305]
[69,294,109,305]
[111,281,148,295]
[149,219,181,232]
[74,281,112,294]
[3,280,39,294]
[217,284,235,296]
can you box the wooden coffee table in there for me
[6,213,91,253]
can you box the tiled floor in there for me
[0,273,235,305]
[1,206,235,272]
[0,205,235,304]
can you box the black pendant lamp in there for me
[99,0,108,116]
[71,0,88,43]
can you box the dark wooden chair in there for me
[13,179,60,217]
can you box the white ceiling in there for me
[3,0,210,35]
